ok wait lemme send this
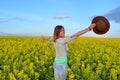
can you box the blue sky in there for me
[0,0,120,37]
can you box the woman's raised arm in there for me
[75,23,96,37]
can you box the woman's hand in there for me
[41,36,48,40]
[88,23,96,31]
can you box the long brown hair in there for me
[53,25,64,42]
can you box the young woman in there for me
[42,23,96,80]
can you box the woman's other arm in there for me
[41,36,53,41]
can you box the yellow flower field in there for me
[0,36,120,80]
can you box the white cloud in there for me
[53,15,71,19]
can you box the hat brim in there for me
[92,16,110,34]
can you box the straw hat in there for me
[92,16,110,34]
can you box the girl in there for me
[42,23,96,80]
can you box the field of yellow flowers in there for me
[0,36,120,80]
